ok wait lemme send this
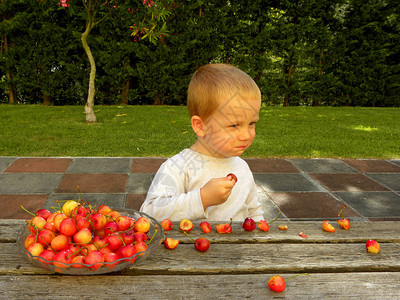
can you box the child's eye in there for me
[249,121,257,126]
[229,124,239,128]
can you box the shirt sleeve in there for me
[140,160,207,221]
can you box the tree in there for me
[0,0,28,104]
[329,0,400,106]
[60,0,172,122]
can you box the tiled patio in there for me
[1,157,399,221]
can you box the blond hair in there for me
[187,64,261,120]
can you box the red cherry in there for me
[194,238,211,252]
[226,173,237,183]
[268,275,285,292]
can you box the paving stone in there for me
[366,174,400,192]
[56,174,127,193]
[290,159,357,173]
[67,158,131,173]
[126,194,147,211]
[256,188,287,220]
[255,174,326,192]
[4,158,72,173]
[367,217,400,221]
[131,158,166,173]
[126,173,155,194]
[0,174,63,193]
[245,159,299,173]
[310,173,389,192]
[342,159,400,173]
[0,157,17,172]
[334,192,400,218]
[45,193,125,210]
[0,157,399,220]
[0,194,49,219]
[267,192,361,219]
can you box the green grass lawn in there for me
[1,105,399,159]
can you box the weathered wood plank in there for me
[2,242,399,275]
[1,273,399,299]
[2,220,400,243]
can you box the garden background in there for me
[1,0,399,107]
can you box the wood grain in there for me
[1,273,399,299]
[2,220,400,243]
[2,219,399,299]
[2,242,399,275]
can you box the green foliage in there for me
[0,0,399,106]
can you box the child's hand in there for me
[200,176,237,209]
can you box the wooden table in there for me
[1,219,399,299]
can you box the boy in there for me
[140,64,264,221]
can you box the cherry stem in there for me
[88,203,96,213]
[268,211,282,225]
[20,205,35,216]
[286,273,310,282]
[115,223,135,234]
[171,226,197,244]
[25,220,44,232]
[54,200,62,211]
[182,231,197,243]
[338,205,347,220]
[67,248,84,259]
[116,234,126,247]
[171,226,184,233]
[146,228,159,245]
[224,218,233,231]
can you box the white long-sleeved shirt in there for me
[140,148,264,222]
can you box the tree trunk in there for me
[345,93,350,106]
[120,79,130,105]
[6,71,17,104]
[81,22,97,123]
[120,59,130,105]
[43,92,52,106]
[283,63,294,107]
[1,35,17,104]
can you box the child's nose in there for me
[238,127,251,140]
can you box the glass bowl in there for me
[16,208,164,275]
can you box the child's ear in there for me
[191,115,206,137]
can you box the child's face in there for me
[200,95,261,158]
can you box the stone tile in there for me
[131,158,166,173]
[310,173,389,192]
[255,174,326,192]
[256,187,287,220]
[127,173,155,194]
[67,158,131,173]
[334,192,400,218]
[267,192,360,219]
[0,174,63,193]
[367,217,400,221]
[0,194,49,219]
[4,158,72,173]
[126,194,147,211]
[245,159,299,173]
[342,159,400,173]
[290,159,357,173]
[56,174,127,193]
[45,193,125,211]
[0,157,16,172]
[366,174,400,192]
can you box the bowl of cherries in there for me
[17,201,163,275]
